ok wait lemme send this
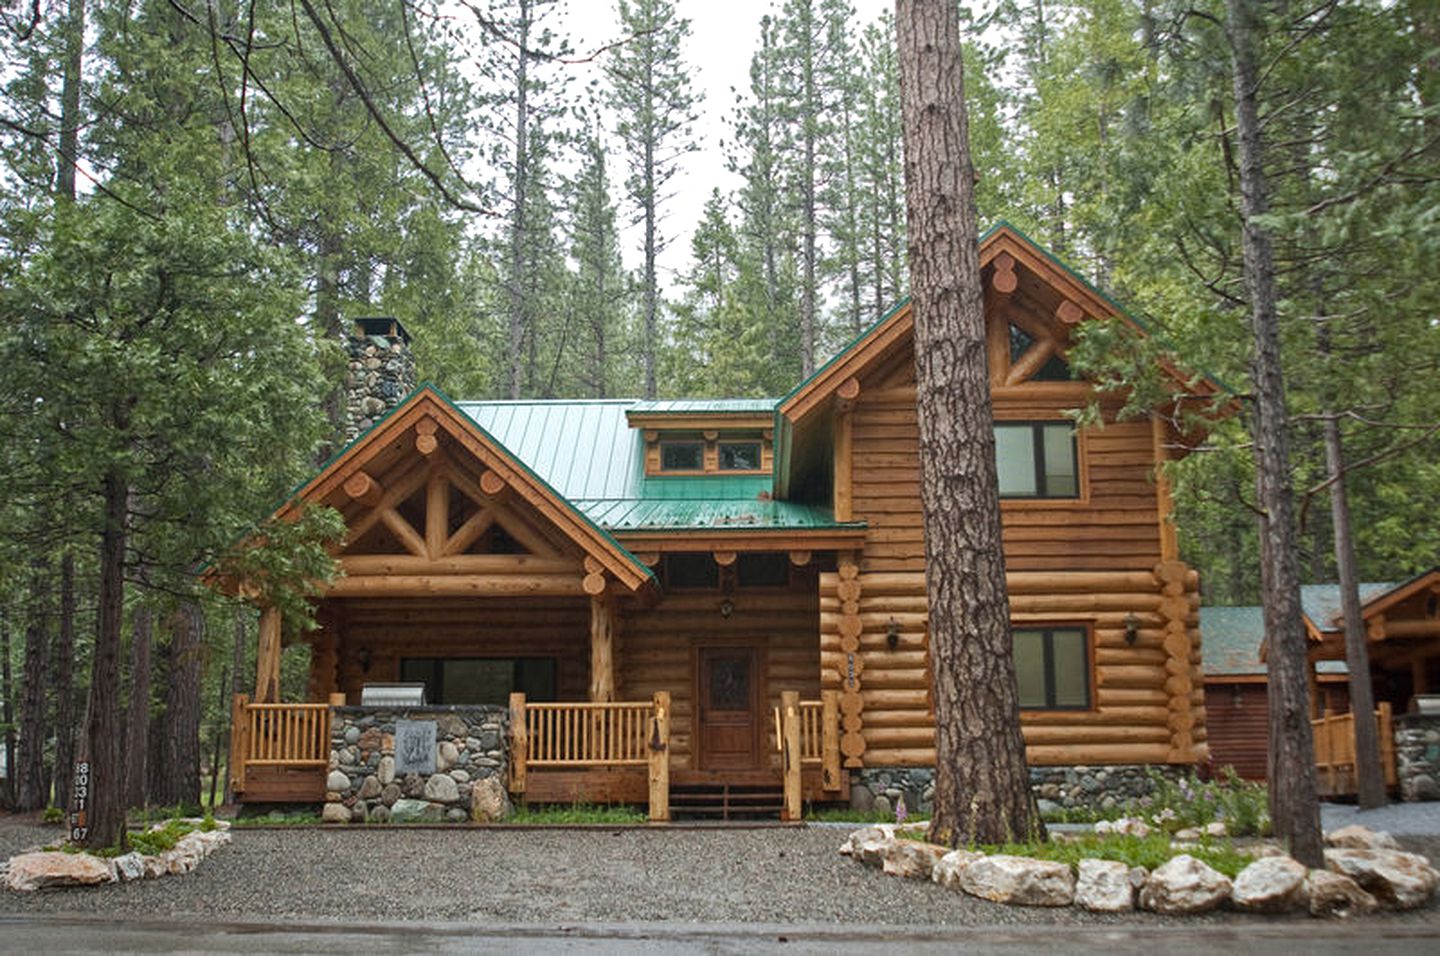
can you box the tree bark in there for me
[1,607,15,809]
[1324,414,1387,808]
[55,0,83,202]
[51,552,78,812]
[1226,0,1323,867]
[78,469,128,849]
[506,0,533,401]
[17,560,52,811]
[122,606,152,809]
[896,0,1041,846]
[152,603,203,808]
[225,607,247,804]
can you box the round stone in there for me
[450,769,471,784]
[344,726,361,745]
[326,770,351,793]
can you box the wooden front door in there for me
[697,646,761,770]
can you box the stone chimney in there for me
[344,316,416,443]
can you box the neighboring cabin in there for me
[224,224,1222,817]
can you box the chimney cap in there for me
[353,316,412,345]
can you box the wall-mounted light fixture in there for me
[358,647,373,673]
[1123,612,1141,646]
[719,598,735,619]
[886,616,901,650]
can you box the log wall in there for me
[616,578,821,772]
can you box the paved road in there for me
[1321,801,1440,836]
[2,914,1439,954]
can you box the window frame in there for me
[658,440,705,472]
[717,440,764,472]
[994,420,1081,500]
[1012,624,1093,712]
[398,657,558,706]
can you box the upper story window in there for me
[718,441,762,471]
[995,422,1078,498]
[1013,626,1090,710]
[660,441,704,472]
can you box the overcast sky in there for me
[553,0,894,290]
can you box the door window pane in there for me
[709,657,750,710]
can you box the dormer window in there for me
[718,441,762,471]
[660,441,704,472]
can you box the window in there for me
[660,441,704,471]
[737,552,790,587]
[718,441,762,471]
[1013,627,1089,709]
[1008,323,1072,381]
[995,422,1078,498]
[662,553,719,590]
[399,658,557,706]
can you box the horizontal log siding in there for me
[1204,682,1269,780]
[616,582,821,772]
[329,598,592,702]
[849,395,1162,574]
[820,570,1206,767]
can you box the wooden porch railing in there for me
[1313,702,1397,796]
[509,692,670,821]
[228,695,332,794]
[774,690,843,819]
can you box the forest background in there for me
[0,0,1435,814]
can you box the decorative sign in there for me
[69,761,90,843]
[394,720,436,775]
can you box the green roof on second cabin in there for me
[456,399,858,534]
[1200,605,1347,677]
[1300,582,1401,632]
[626,398,778,416]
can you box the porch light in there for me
[719,598,734,618]
[1123,613,1141,646]
[886,617,901,650]
[358,647,373,673]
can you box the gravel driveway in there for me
[2,818,1439,928]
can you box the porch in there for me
[227,690,844,820]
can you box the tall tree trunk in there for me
[224,607,248,805]
[1324,414,1386,809]
[153,603,203,808]
[799,4,819,378]
[1,607,15,809]
[896,0,1041,847]
[1226,0,1323,867]
[55,0,83,202]
[122,607,152,809]
[17,560,52,811]
[506,0,532,401]
[79,469,128,849]
[52,552,77,812]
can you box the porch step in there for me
[669,783,786,821]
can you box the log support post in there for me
[820,690,841,792]
[781,690,803,821]
[229,693,250,795]
[589,595,615,703]
[834,385,856,522]
[648,691,670,822]
[254,606,282,703]
[509,692,528,796]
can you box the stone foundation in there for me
[849,765,1191,816]
[1395,715,1440,801]
[325,706,511,824]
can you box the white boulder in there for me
[1325,825,1401,852]
[1231,856,1308,913]
[881,840,949,880]
[1325,848,1439,910]
[959,854,1076,907]
[1139,854,1232,914]
[4,851,116,892]
[1074,858,1134,912]
[1306,869,1379,919]
[931,849,984,889]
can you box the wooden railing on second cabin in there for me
[774,690,843,820]
[508,692,671,821]
[228,695,333,795]
[1313,702,1397,796]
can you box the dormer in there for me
[625,400,776,477]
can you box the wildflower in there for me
[895,793,908,825]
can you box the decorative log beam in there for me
[491,506,562,557]
[254,606,282,703]
[479,469,507,498]
[582,571,608,596]
[834,408,854,522]
[991,252,1018,294]
[442,507,495,556]
[712,550,737,567]
[634,551,661,567]
[379,507,428,557]
[339,554,582,575]
[789,550,812,567]
[343,471,384,508]
[1056,299,1084,325]
[425,470,448,559]
[589,596,615,702]
[415,416,439,456]
[1004,335,1059,386]
[325,573,588,598]
[345,461,431,542]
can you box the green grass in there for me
[231,810,323,827]
[505,803,649,825]
[805,807,920,825]
[973,833,1256,879]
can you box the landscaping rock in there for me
[4,851,116,891]
[1205,822,1228,838]
[1232,856,1307,913]
[423,773,459,803]
[389,798,444,824]
[357,775,382,800]
[1307,869,1379,919]
[1324,848,1439,910]
[112,853,146,883]
[1095,817,1151,838]
[1139,854,1231,914]
[377,755,396,786]
[321,802,351,824]
[470,776,511,823]
[1074,859,1133,912]
[930,849,983,889]
[839,826,893,865]
[880,840,949,880]
[368,805,390,824]
[437,741,460,771]
[959,855,1075,907]
[1325,825,1400,852]
[326,770,351,793]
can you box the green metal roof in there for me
[457,399,858,533]
[1300,582,1400,632]
[1200,605,1347,676]
[627,398,778,416]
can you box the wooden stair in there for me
[669,781,786,820]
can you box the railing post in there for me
[509,692,528,796]
[821,690,841,792]
[781,690,802,821]
[648,691,670,822]
[229,693,250,795]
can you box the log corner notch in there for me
[1154,558,1203,762]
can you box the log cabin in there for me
[224,223,1226,820]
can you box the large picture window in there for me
[1013,627,1090,710]
[399,658,556,706]
[995,422,1079,498]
